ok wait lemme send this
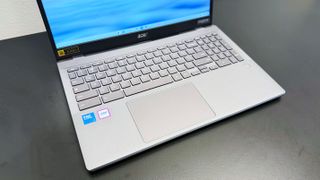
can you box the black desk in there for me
[1,0,320,179]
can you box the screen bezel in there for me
[37,0,214,60]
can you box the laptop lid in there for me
[37,0,213,60]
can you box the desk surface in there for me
[1,0,320,179]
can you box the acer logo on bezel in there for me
[137,32,148,39]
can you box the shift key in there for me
[78,97,101,111]
[76,90,98,102]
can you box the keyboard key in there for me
[229,56,238,64]
[88,67,98,74]
[130,78,141,86]
[150,73,160,80]
[168,60,178,67]
[170,47,179,53]
[153,51,162,57]
[80,64,91,69]
[116,56,125,61]
[172,73,183,81]
[108,62,118,69]
[178,51,188,57]
[73,84,90,94]
[219,46,227,52]
[200,66,210,73]
[178,44,187,50]
[159,70,169,77]
[176,65,187,72]
[235,55,244,61]
[98,65,108,72]
[190,70,200,76]
[135,62,145,69]
[168,67,178,74]
[71,78,84,86]
[144,60,154,67]
[116,67,126,74]
[68,72,77,79]
[162,48,171,55]
[126,54,135,58]
[112,75,122,83]
[132,70,142,77]
[141,67,151,75]
[145,53,154,60]
[181,71,191,79]
[136,55,146,62]
[127,57,136,64]
[90,81,101,89]
[126,65,135,72]
[118,60,127,67]
[124,76,173,96]
[159,62,169,69]
[137,50,147,56]
[147,48,157,53]
[67,67,79,73]
[102,91,124,103]
[218,53,226,59]
[120,81,131,89]
[176,58,186,65]
[85,75,95,82]
[194,57,213,67]
[99,87,110,95]
[184,55,194,62]
[170,53,179,59]
[150,65,160,72]
[211,54,219,61]
[76,90,99,102]
[78,97,102,111]
[92,61,103,66]
[224,51,232,57]
[101,78,112,86]
[140,75,151,83]
[122,73,133,80]
[105,58,115,64]
[77,69,87,77]
[193,52,207,60]
[209,63,219,70]
[194,47,202,53]
[110,84,121,92]
[185,62,195,69]
[153,57,162,64]
[161,55,171,62]
[220,40,233,50]
[186,49,196,55]
[216,59,232,67]
[106,69,117,76]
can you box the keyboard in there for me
[67,32,244,111]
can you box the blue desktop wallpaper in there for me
[42,0,211,48]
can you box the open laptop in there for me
[37,0,285,171]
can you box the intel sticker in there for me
[82,112,96,125]
[98,109,111,119]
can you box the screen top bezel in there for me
[37,0,214,60]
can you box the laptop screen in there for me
[42,0,211,49]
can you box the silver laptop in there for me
[37,0,285,171]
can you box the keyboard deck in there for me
[66,32,244,111]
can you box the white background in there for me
[0,0,45,40]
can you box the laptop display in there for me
[42,0,211,49]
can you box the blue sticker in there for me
[82,112,96,125]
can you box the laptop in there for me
[37,0,285,171]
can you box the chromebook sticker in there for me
[98,109,111,119]
[82,112,96,125]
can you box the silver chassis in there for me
[57,25,285,171]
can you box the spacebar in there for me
[124,76,174,96]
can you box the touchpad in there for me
[127,83,216,143]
